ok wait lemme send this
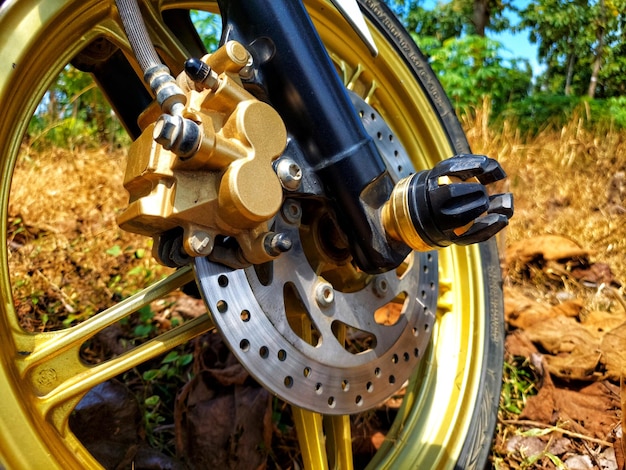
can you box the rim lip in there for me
[308,5,486,467]
[0,2,136,467]
[0,1,488,468]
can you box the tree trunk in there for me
[588,0,606,98]
[564,52,576,96]
[473,0,489,36]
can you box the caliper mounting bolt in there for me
[275,158,303,191]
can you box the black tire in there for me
[357,2,504,468]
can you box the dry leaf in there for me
[507,235,590,265]
[521,366,620,439]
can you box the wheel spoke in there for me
[293,407,329,470]
[16,266,195,373]
[324,415,354,469]
[11,267,202,417]
[141,1,194,71]
[38,312,213,423]
[292,409,354,470]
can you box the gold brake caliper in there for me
[118,41,287,265]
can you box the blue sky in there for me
[491,1,544,76]
[417,0,544,76]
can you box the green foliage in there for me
[497,93,626,134]
[413,34,532,115]
[190,10,222,52]
[389,0,515,38]
[134,348,195,452]
[520,0,626,98]
[500,358,537,416]
[27,65,129,150]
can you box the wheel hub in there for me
[195,94,438,414]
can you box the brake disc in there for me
[195,96,438,415]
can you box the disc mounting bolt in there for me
[315,282,335,308]
[373,277,389,298]
[282,200,302,224]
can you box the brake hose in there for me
[114,0,186,115]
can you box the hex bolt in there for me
[153,114,202,158]
[264,232,293,257]
[153,114,179,149]
[315,282,335,308]
[276,158,303,191]
[373,277,389,298]
[187,231,213,256]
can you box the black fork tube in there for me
[217,0,410,272]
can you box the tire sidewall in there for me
[358,2,505,468]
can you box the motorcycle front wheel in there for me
[0,0,504,468]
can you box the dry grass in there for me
[7,103,626,466]
[463,102,626,469]
[8,146,170,331]
[464,100,626,283]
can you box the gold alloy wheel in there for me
[0,1,504,469]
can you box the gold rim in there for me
[0,1,491,468]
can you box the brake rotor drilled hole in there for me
[216,300,228,313]
[194,92,439,415]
